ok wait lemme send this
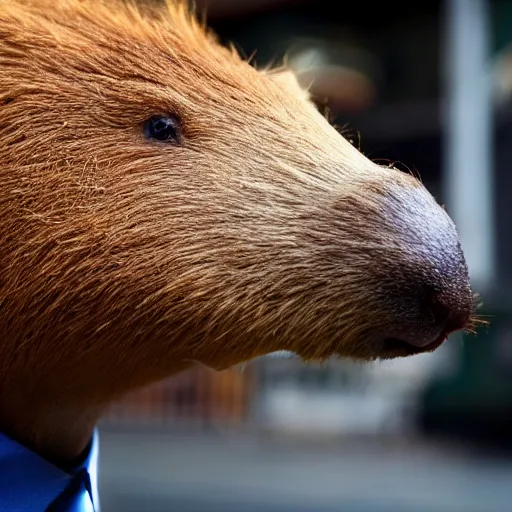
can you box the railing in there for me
[101,352,437,436]
[102,364,254,429]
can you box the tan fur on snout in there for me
[0,0,472,464]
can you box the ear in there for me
[266,68,311,102]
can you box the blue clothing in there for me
[0,429,99,511]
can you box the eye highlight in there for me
[143,115,181,143]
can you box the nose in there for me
[379,185,473,352]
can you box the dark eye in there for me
[144,115,181,143]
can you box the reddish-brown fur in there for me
[0,0,473,464]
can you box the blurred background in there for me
[99,0,512,510]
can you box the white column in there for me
[444,0,495,292]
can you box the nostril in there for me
[428,287,470,335]
[428,289,452,327]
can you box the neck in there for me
[0,391,103,470]
[0,358,194,469]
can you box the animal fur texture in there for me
[0,0,473,409]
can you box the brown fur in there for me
[0,0,473,462]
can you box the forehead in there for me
[4,2,241,78]
[2,1,281,116]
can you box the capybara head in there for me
[0,0,474,403]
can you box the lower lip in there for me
[420,333,449,352]
[382,333,449,355]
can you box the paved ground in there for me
[97,428,512,512]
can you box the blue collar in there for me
[0,429,100,511]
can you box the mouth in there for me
[379,331,450,359]
[377,304,475,360]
